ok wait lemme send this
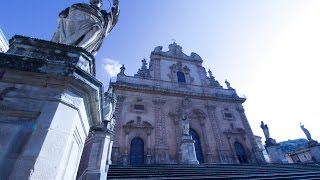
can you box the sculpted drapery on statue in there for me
[180,112,190,136]
[52,0,120,55]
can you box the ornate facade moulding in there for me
[123,120,153,135]
[224,127,247,141]
[150,43,203,63]
[111,83,245,103]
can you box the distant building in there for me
[0,29,9,53]
[111,42,266,165]
[286,148,313,163]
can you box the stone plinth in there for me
[0,36,104,179]
[308,141,320,162]
[265,144,288,163]
[6,35,96,76]
[77,129,113,180]
[180,135,199,164]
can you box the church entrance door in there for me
[190,129,204,163]
[234,142,248,163]
[130,137,144,165]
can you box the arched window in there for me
[130,137,144,165]
[177,71,186,83]
[234,142,248,163]
[190,129,204,163]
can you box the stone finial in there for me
[207,69,222,88]
[225,79,233,89]
[134,59,152,78]
[208,69,213,78]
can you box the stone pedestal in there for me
[265,144,288,163]
[180,135,199,164]
[308,141,320,162]
[0,36,104,179]
[77,130,113,180]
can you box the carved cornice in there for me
[112,83,246,103]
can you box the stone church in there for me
[110,42,265,165]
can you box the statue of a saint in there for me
[300,122,312,141]
[180,112,190,136]
[260,121,270,140]
[225,79,233,89]
[103,86,117,122]
[52,0,120,55]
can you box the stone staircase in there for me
[108,164,320,179]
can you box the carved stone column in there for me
[152,98,169,164]
[199,118,212,163]
[236,105,266,163]
[205,104,231,163]
[122,126,130,165]
[146,128,152,164]
[111,95,126,164]
[77,129,113,180]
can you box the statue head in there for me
[90,0,103,8]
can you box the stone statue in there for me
[225,79,233,89]
[180,112,190,136]
[260,121,270,140]
[103,86,117,131]
[52,0,120,55]
[300,122,312,141]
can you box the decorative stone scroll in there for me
[151,42,203,63]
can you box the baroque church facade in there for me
[111,42,265,165]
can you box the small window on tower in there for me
[177,71,186,83]
[134,104,145,111]
[222,108,234,120]
[224,112,233,118]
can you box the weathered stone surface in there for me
[180,135,199,164]
[265,144,288,163]
[77,130,113,180]
[309,144,320,162]
[0,36,105,179]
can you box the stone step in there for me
[108,164,320,179]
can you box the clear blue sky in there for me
[1,0,320,142]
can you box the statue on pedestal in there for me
[52,0,120,55]
[225,79,233,89]
[260,121,270,140]
[103,86,117,131]
[180,112,190,136]
[300,122,313,141]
